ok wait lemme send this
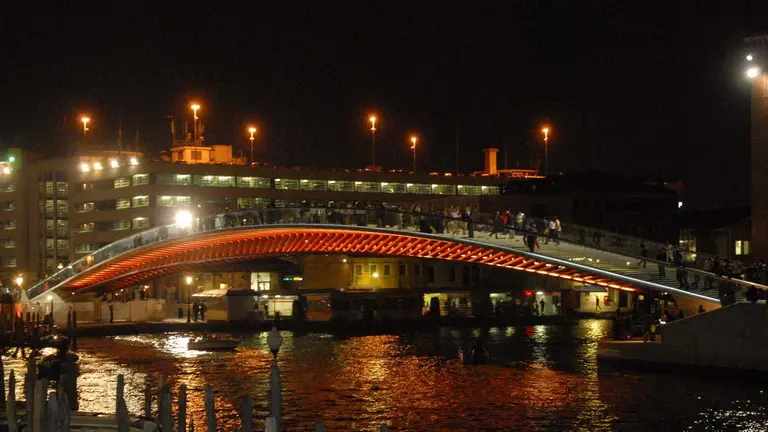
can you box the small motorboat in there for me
[458,343,489,366]
[187,334,239,351]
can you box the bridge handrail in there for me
[25,207,764,301]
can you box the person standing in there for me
[539,298,546,316]
[656,249,667,278]
[594,295,601,312]
[637,242,648,268]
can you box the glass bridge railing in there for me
[26,207,765,303]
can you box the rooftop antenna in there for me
[117,117,123,152]
[134,126,140,151]
[168,115,176,146]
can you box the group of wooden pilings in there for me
[135,373,392,432]
[1,353,77,432]
[1,326,394,431]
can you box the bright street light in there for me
[185,275,193,285]
[93,161,103,171]
[410,136,417,172]
[129,156,139,166]
[2,167,10,175]
[80,162,90,172]
[747,54,754,61]
[190,103,201,140]
[248,126,257,164]
[81,116,90,136]
[109,159,119,168]
[15,276,22,287]
[369,115,377,166]
[541,126,551,177]
[176,210,194,229]
[747,66,761,79]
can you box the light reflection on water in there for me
[2,320,767,431]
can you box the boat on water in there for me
[187,334,240,351]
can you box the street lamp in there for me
[185,275,193,323]
[47,294,54,325]
[541,126,551,177]
[81,116,90,138]
[410,136,417,172]
[190,103,201,139]
[747,66,761,79]
[175,210,193,229]
[248,126,257,164]
[369,115,377,166]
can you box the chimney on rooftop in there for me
[483,148,499,175]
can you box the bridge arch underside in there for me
[55,226,643,299]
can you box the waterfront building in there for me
[746,33,768,259]
[0,143,513,285]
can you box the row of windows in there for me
[39,181,69,196]
[118,173,499,196]
[75,217,150,233]
[114,174,150,189]
[42,239,69,250]
[40,200,69,216]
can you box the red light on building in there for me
[524,290,533,297]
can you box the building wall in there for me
[752,57,768,260]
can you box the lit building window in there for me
[111,220,131,231]
[327,180,354,192]
[237,177,270,188]
[132,173,150,186]
[0,182,16,193]
[114,177,130,188]
[678,229,697,252]
[274,178,300,190]
[157,195,190,208]
[75,222,96,233]
[300,179,327,191]
[116,198,131,210]
[355,181,381,193]
[237,198,269,209]
[131,196,150,208]
[2,257,16,267]
[132,217,150,230]
[380,182,406,194]
[735,240,751,256]
[76,202,95,213]
[407,183,431,194]
[75,243,101,253]
[157,173,191,186]
[194,175,235,188]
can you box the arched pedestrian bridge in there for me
[26,208,760,312]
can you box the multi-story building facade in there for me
[0,143,510,285]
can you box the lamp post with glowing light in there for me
[81,116,90,136]
[541,126,550,177]
[248,126,257,164]
[48,294,54,326]
[190,103,201,140]
[369,115,377,166]
[185,275,193,323]
[410,136,417,172]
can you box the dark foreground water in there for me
[4,320,768,431]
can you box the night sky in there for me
[2,2,767,208]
